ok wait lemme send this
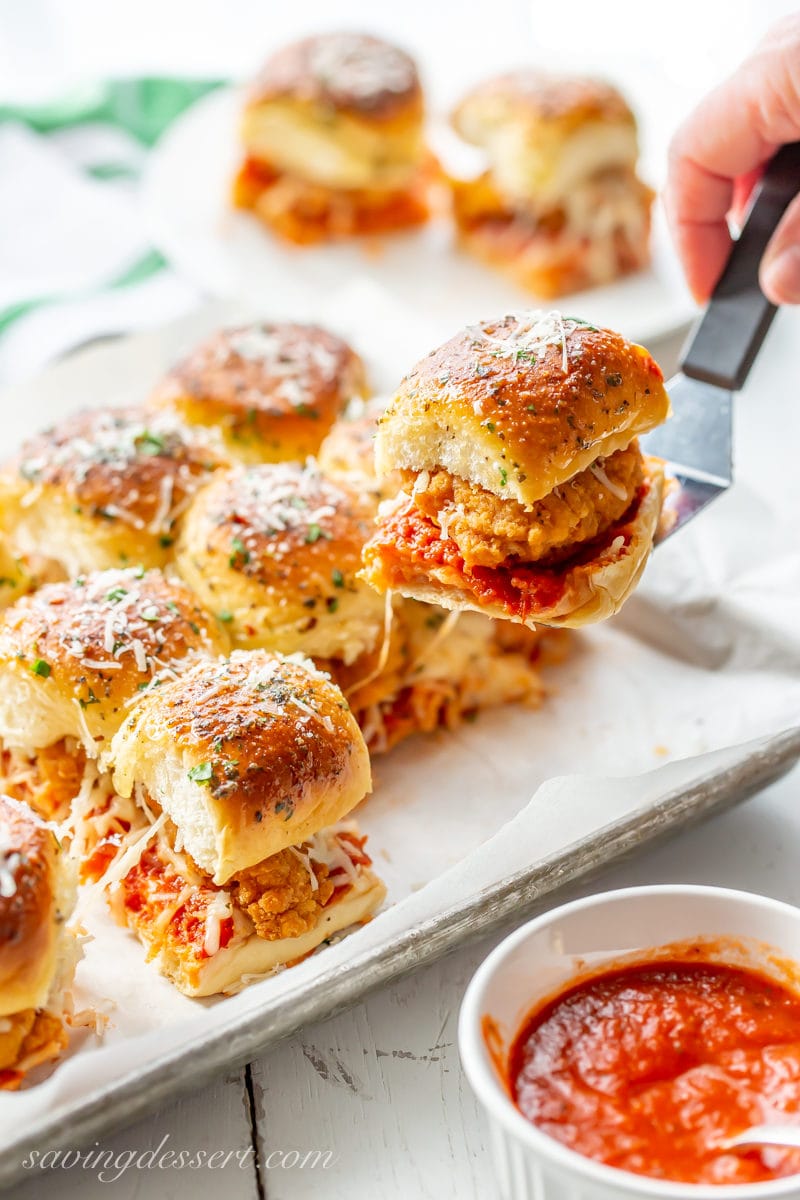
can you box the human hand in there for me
[665,14,800,305]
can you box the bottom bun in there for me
[362,458,665,630]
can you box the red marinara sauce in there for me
[509,960,800,1185]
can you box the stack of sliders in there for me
[0,568,228,836]
[148,322,368,464]
[448,72,653,297]
[362,311,670,628]
[0,795,78,1089]
[96,651,385,996]
[233,32,438,243]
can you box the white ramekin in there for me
[459,885,800,1200]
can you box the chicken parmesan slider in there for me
[176,460,384,662]
[148,323,367,464]
[0,568,228,823]
[0,795,77,1089]
[0,408,228,577]
[233,32,437,243]
[362,312,669,628]
[450,71,652,297]
[105,651,384,996]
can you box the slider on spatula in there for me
[148,323,367,464]
[103,651,385,996]
[449,71,652,297]
[362,312,669,629]
[0,795,78,1090]
[232,32,437,243]
[0,408,229,577]
[0,568,228,826]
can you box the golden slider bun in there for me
[317,400,404,507]
[148,323,367,464]
[0,539,34,610]
[0,568,228,756]
[110,650,372,885]
[374,311,670,507]
[241,33,424,191]
[176,461,384,662]
[452,71,638,208]
[0,408,228,577]
[362,456,665,628]
[0,795,75,1017]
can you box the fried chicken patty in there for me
[231,847,334,940]
[406,441,642,568]
[0,739,86,822]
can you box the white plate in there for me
[142,88,697,348]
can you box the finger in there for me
[760,191,800,304]
[665,13,800,300]
[731,167,764,229]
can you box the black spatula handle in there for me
[680,141,800,390]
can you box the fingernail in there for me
[761,246,800,304]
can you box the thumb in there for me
[760,191,800,305]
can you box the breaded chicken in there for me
[231,847,335,940]
[408,441,642,568]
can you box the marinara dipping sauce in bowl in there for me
[459,886,800,1200]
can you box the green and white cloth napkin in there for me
[0,78,223,386]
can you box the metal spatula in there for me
[644,141,800,540]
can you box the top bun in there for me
[148,323,367,465]
[0,407,228,577]
[0,568,228,756]
[248,33,422,122]
[374,311,670,507]
[240,34,425,193]
[176,460,384,663]
[452,71,638,208]
[110,650,372,884]
[0,795,73,1016]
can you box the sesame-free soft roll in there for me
[148,323,367,464]
[0,795,78,1089]
[105,651,384,996]
[449,72,652,297]
[232,32,437,243]
[362,312,669,629]
[0,568,228,824]
[0,408,228,577]
[317,400,406,509]
[176,461,384,662]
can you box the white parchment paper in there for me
[1,286,798,1147]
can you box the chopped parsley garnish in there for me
[189,621,201,635]
[166,601,180,614]
[218,610,234,623]
[159,535,174,548]
[229,536,250,567]
[305,523,325,544]
[31,658,51,678]
[289,495,307,509]
[485,421,495,433]
[136,430,166,455]
[140,605,160,622]
[326,597,339,613]
[187,762,213,784]
[331,568,344,588]
[79,688,99,708]
[498,467,508,487]
[106,586,128,603]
